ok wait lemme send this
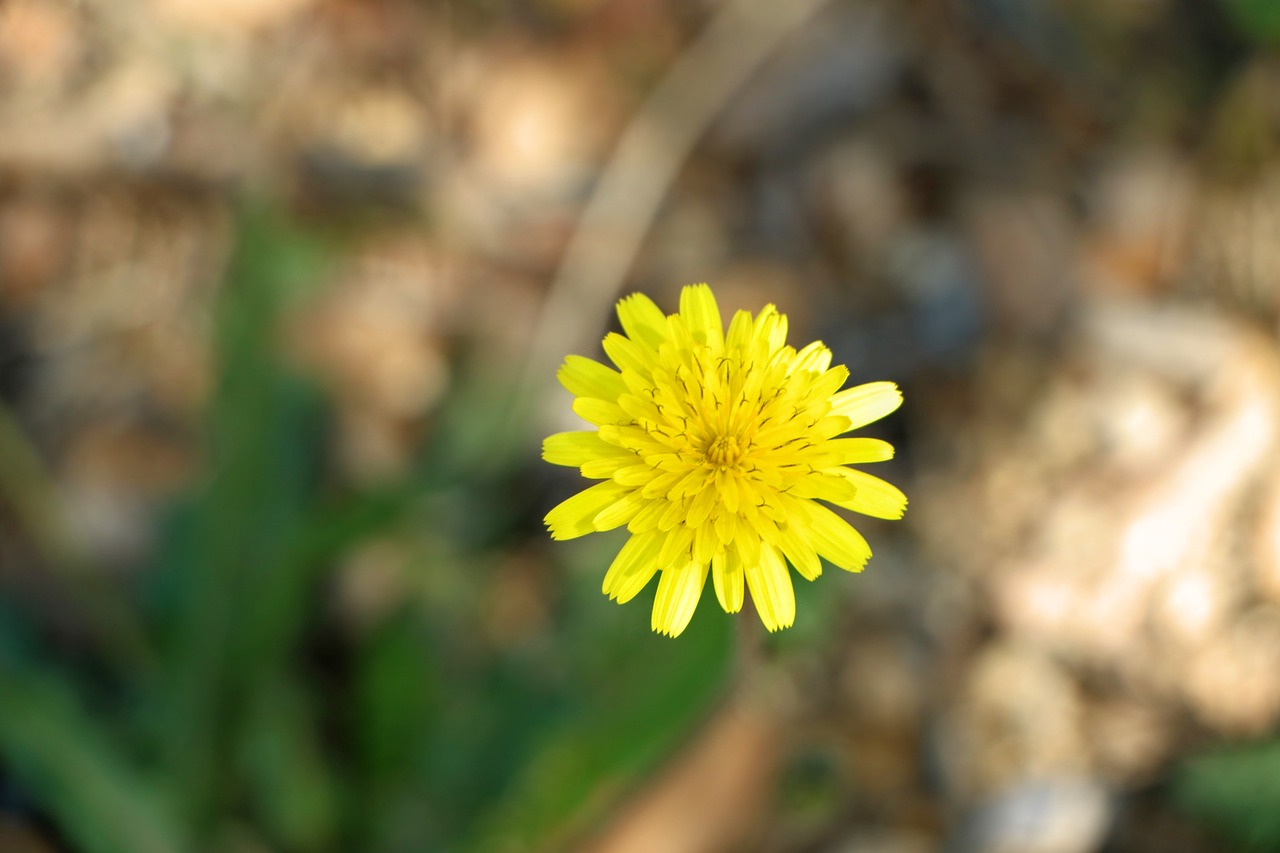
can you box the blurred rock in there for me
[839,634,923,733]
[468,48,617,198]
[814,224,984,382]
[1182,607,1280,736]
[883,226,985,368]
[27,193,223,421]
[155,0,319,34]
[1254,475,1280,604]
[60,420,196,568]
[0,0,83,98]
[1188,164,1280,321]
[952,778,1111,853]
[99,59,176,171]
[292,234,451,481]
[807,139,909,273]
[832,829,934,853]
[0,195,72,310]
[713,2,903,161]
[1081,147,1195,298]
[0,46,177,176]
[1085,698,1174,785]
[447,44,625,268]
[965,190,1076,336]
[919,300,1280,819]
[294,87,430,209]
[638,186,733,293]
[947,643,1088,799]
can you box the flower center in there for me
[704,434,746,468]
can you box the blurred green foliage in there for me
[1176,738,1280,850]
[0,203,732,852]
[1224,0,1280,45]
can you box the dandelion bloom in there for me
[543,284,905,637]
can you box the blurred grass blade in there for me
[1224,0,1280,44]
[471,584,734,853]
[0,667,186,853]
[238,677,341,851]
[160,201,331,822]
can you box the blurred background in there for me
[3,0,1280,851]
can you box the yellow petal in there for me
[612,463,656,486]
[829,469,908,520]
[692,522,717,565]
[745,542,795,632]
[807,364,849,400]
[809,438,895,466]
[572,397,628,426]
[725,309,754,352]
[603,332,659,376]
[657,498,686,531]
[810,415,854,441]
[791,341,831,373]
[618,393,662,423]
[599,424,669,457]
[718,470,740,513]
[558,355,626,399]
[799,500,872,572]
[751,305,787,354]
[542,431,622,467]
[787,471,859,504]
[735,476,764,513]
[603,530,663,602]
[678,283,723,348]
[627,498,668,534]
[652,561,709,637]
[749,512,783,545]
[666,468,705,501]
[685,485,717,528]
[712,547,744,613]
[656,523,693,567]
[665,313,697,353]
[594,489,648,531]
[714,511,735,545]
[777,521,822,581]
[829,382,902,431]
[617,293,669,349]
[733,515,761,566]
[641,470,686,498]
[545,481,630,540]
[581,454,640,479]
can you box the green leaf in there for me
[1175,738,1280,849]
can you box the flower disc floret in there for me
[543,284,906,637]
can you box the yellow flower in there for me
[543,284,906,637]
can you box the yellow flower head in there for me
[543,284,906,637]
